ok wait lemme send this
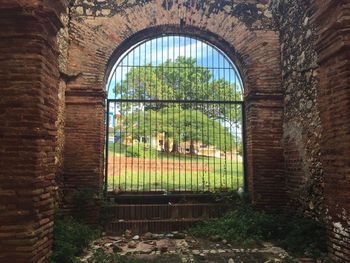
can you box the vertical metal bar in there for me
[229,69,234,190]
[218,46,222,191]
[155,38,158,192]
[148,39,152,192]
[195,37,199,192]
[189,36,193,192]
[137,44,141,192]
[223,60,228,190]
[112,103,116,192]
[113,71,117,192]
[184,35,187,192]
[234,73,239,190]
[160,36,164,191]
[124,51,129,191]
[130,48,135,192]
[166,35,170,192]
[119,53,124,192]
[143,40,147,192]
[206,41,210,192]
[178,35,181,192]
[201,40,205,192]
[104,100,110,195]
[211,46,216,191]
[172,35,176,192]
[242,102,248,192]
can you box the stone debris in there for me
[127,240,137,249]
[79,232,294,262]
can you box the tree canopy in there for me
[121,106,236,152]
[113,56,243,152]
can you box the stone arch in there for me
[64,0,285,208]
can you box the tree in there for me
[113,56,243,152]
[121,106,236,152]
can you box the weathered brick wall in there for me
[271,0,350,260]
[270,0,324,216]
[0,1,66,261]
[64,0,286,209]
[313,0,350,261]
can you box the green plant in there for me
[51,213,100,263]
[73,187,98,208]
[86,249,182,263]
[125,143,159,158]
[190,203,276,246]
[190,203,328,258]
[275,212,327,257]
[99,198,115,226]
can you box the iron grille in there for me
[105,35,245,193]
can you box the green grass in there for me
[107,143,244,192]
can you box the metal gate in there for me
[105,35,245,193]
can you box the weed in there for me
[50,213,100,263]
[86,249,182,263]
[190,203,327,258]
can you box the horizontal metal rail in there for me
[107,99,244,105]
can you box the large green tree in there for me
[113,57,243,151]
[114,57,242,122]
[122,106,236,152]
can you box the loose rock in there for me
[128,240,137,249]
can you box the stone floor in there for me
[79,231,297,263]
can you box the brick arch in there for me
[65,0,285,209]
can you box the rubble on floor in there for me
[79,230,298,263]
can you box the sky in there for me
[106,35,243,99]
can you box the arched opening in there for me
[105,34,245,194]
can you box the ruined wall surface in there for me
[271,0,350,261]
[270,0,323,216]
[313,0,350,261]
[56,8,70,205]
[0,0,66,261]
[64,0,286,209]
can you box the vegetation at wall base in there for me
[50,211,100,263]
[190,202,328,259]
[86,249,182,263]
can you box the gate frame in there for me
[105,100,248,195]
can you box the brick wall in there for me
[313,0,350,261]
[63,0,286,209]
[0,1,65,261]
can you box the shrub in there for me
[190,204,276,246]
[126,143,159,158]
[190,203,328,258]
[51,214,100,263]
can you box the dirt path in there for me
[108,156,210,175]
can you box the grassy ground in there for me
[107,143,244,192]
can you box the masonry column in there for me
[62,89,105,220]
[314,0,350,260]
[245,92,286,209]
[0,1,66,262]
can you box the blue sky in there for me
[107,36,243,99]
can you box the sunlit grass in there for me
[107,143,244,192]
